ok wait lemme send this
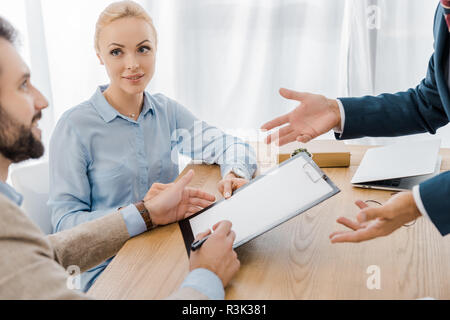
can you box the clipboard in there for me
[179,153,340,256]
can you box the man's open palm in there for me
[261,88,341,146]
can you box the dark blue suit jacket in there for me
[337,4,450,236]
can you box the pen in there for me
[191,235,211,252]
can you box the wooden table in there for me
[89,143,450,300]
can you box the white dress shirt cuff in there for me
[333,99,345,137]
[120,204,147,237]
[412,185,430,221]
[181,268,225,300]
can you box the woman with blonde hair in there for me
[49,0,256,292]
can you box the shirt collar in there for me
[90,85,154,123]
[0,181,23,207]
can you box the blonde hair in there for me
[95,0,158,52]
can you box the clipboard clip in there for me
[303,161,326,183]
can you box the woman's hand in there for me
[218,172,249,199]
[144,170,216,226]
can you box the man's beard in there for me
[0,106,44,163]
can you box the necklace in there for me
[104,91,139,119]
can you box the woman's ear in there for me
[96,53,104,65]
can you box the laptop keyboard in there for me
[367,179,402,187]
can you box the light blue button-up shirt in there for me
[48,85,256,293]
[0,181,23,207]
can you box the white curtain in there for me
[0,0,445,158]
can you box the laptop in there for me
[351,139,442,192]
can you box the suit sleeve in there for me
[47,212,130,273]
[336,5,449,140]
[336,58,450,235]
[337,56,448,139]
[0,197,90,299]
[334,5,450,236]
[417,172,450,236]
[0,195,211,299]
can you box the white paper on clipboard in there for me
[179,153,340,254]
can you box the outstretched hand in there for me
[217,172,248,199]
[329,192,422,243]
[261,88,341,146]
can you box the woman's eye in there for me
[138,46,151,54]
[110,48,122,56]
[20,80,29,90]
